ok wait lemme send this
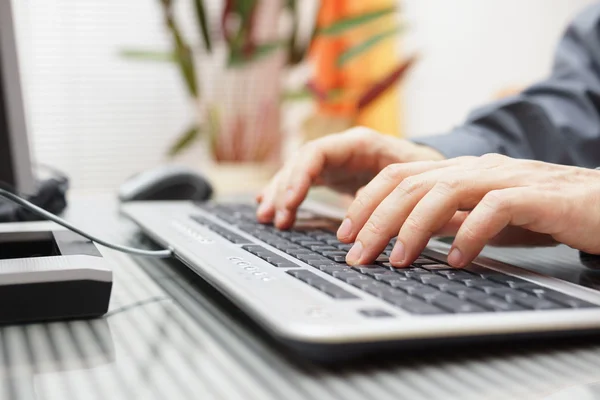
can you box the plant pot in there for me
[195,0,285,164]
[204,161,279,197]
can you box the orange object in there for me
[312,0,402,136]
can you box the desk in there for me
[3,196,600,400]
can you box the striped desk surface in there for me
[2,197,600,400]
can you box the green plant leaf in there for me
[119,49,175,62]
[282,88,312,101]
[168,125,201,157]
[336,26,402,67]
[228,40,285,68]
[193,0,212,52]
[318,6,397,37]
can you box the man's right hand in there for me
[256,127,445,229]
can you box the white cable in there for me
[0,188,173,258]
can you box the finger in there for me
[392,182,480,266]
[352,162,526,266]
[448,188,553,267]
[256,172,281,223]
[345,167,455,265]
[272,166,297,229]
[338,158,462,243]
[283,130,382,211]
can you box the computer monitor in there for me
[0,0,35,194]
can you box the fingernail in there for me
[390,241,406,265]
[257,201,270,217]
[448,247,463,267]
[285,189,295,206]
[337,218,352,239]
[275,210,288,227]
[346,241,363,265]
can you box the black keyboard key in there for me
[337,244,354,251]
[444,286,485,299]
[480,287,528,301]
[412,257,437,265]
[463,278,498,287]
[392,299,446,315]
[353,265,389,276]
[486,274,535,288]
[429,281,467,291]
[286,270,359,299]
[350,279,387,291]
[437,270,476,280]
[410,286,444,301]
[417,274,452,286]
[271,242,301,251]
[524,287,598,308]
[464,293,526,312]
[296,253,332,264]
[420,263,454,271]
[310,245,337,252]
[241,245,266,255]
[299,241,326,247]
[374,273,413,286]
[322,250,348,258]
[359,309,394,318]
[376,255,389,263]
[429,294,486,313]
[390,281,431,295]
[323,286,359,299]
[313,233,337,241]
[331,256,348,263]
[284,248,314,257]
[325,238,343,246]
[290,235,315,243]
[319,265,352,275]
[512,296,564,310]
[332,270,364,281]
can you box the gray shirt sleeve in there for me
[414,3,600,168]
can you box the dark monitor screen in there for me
[0,49,17,187]
[0,0,34,193]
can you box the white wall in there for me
[402,0,596,136]
[10,0,598,191]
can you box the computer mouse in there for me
[118,165,213,202]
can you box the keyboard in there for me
[191,203,597,317]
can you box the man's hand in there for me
[338,154,600,268]
[256,127,444,229]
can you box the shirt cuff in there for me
[411,126,502,159]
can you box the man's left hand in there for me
[337,154,600,268]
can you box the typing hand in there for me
[255,127,444,229]
[337,154,600,268]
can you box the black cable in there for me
[0,188,173,259]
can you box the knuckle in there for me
[353,190,373,210]
[396,177,424,197]
[460,222,480,243]
[381,163,404,182]
[435,178,461,193]
[364,216,386,237]
[481,190,511,212]
[403,216,428,235]
[480,153,507,163]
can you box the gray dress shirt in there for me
[414,3,600,168]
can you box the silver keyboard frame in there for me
[121,201,600,347]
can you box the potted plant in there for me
[123,0,415,187]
